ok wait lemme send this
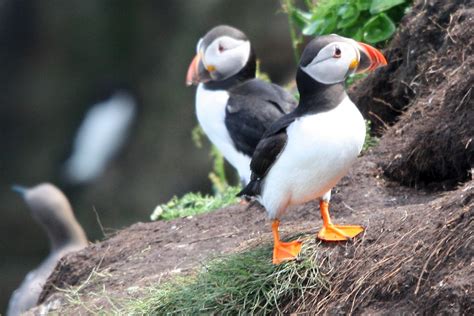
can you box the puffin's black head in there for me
[186,25,256,86]
[298,34,387,85]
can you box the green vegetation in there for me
[127,236,329,314]
[191,124,205,149]
[150,186,240,221]
[283,0,411,59]
[363,120,379,152]
[208,145,230,193]
[152,126,237,222]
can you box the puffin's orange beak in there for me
[356,42,387,73]
[186,52,212,86]
[186,53,201,86]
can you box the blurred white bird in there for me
[62,90,137,184]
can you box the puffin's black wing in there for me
[237,112,298,197]
[225,79,297,157]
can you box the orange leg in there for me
[272,220,302,264]
[317,201,364,241]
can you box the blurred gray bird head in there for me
[12,183,88,251]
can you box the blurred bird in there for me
[62,90,137,185]
[238,35,387,264]
[186,25,297,185]
[7,183,88,316]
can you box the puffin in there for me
[62,89,137,185]
[186,25,297,185]
[7,183,88,316]
[238,34,387,264]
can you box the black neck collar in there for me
[295,68,347,115]
[203,50,256,91]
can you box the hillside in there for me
[29,0,473,314]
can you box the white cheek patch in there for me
[302,42,358,84]
[204,37,251,80]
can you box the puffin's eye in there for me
[333,46,341,58]
[218,44,225,53]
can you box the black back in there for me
[237,112,297,197]
[224,79,297,157]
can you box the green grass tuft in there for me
[126,236,329,314]
[150,186,240,221]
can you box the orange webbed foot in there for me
[273,240,302,264]
[317,224,364,241]
[318,200,364,241]
[271,219,302,264]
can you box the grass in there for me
[126,235,330,315]
[150,186,240,221]
[54,261,125,314]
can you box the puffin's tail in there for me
[237,178,260,198]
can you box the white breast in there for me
[195,84,251,183]
[260,97,366,218]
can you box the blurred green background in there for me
[0,0,295,311]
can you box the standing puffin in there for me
[238,34,387,264]
[186,25,297,184]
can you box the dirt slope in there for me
[30,154,472,315]
[31,151,442,314]
[29,0,473,314]
[350,0,473,188]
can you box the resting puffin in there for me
[186,25,297,184]
[238,34,387,264]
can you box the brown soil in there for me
[283,179,473,315]
[350,0,473,189]
[28,0,473,314]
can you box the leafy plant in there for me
[150,186,240,221]
[283,0,411,59]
